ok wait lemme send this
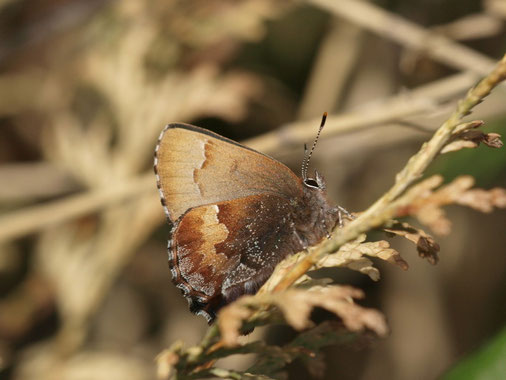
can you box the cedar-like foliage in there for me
[156,56,506,380]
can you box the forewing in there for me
[154,123,302,221]
[169,193,303,322]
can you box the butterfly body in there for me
[154,123,338,322]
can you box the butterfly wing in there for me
[154,123,302,221]
[169,193,305,322]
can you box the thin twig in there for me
[309,0,496,75]
[431,13,503,41]
[0,163,79,201]
[0,174,156,242]
[297,19,363,119]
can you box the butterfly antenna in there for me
[302,112,327,180]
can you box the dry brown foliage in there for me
[219,285,387,346]
[1,1,505,380]
[442,120,504,153]
[395,175,506,235]
[318,234,408,280]
[154,53,506,379]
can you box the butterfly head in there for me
[303,170,326,191]
[297,112,340,239]
[298,167,338,244]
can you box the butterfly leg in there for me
[338,205,355,227]
[328,205,355,229]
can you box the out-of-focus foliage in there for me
[443,327,506,380]
[429,119,506,186]
[0,0,505,379]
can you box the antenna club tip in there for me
[319,112,328,128]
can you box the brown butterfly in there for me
[154,113,350,322]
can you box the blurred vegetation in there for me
[0,0,505,379]
[443,327,506,380]
[428,119,506,186]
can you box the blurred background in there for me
[0,0,505,379]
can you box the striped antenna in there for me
[301,112,327,180]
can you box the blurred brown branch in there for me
[297,18,363,119]
[0,163,79,201]
[430,13,503,41]
[0,174,155,242]
[309,0,496,75]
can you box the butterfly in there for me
[154,113,350,322]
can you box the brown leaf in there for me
[318,235,378,281]
[455,187,506,212]
[273,286,388,336]
[441,139,478,153]
[416,236,441,265]
[301,287,388,336]
[416,205,452,235]
[356,240,409,271]
[156,342,183,380]
[275,290,319,330]
[218,301,253,347]
[442,120,503,153]
[411,176,473,234]
[482,132,503,148]
[317,235,408,281]
[398,176,505,235]
[217,286,388,346]
[384,222,440,265]
[452,120,484,135]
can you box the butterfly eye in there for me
[303,178,321,189]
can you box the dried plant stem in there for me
[273,54,506,292]
[241,70,484,153]
[0,174,156,242]
[297,19,362,119]
[309,0,496,75]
